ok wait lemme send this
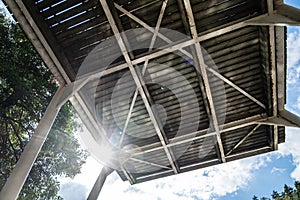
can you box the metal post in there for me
[0,86,70,200]
[87,167,113,200]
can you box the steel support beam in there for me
[276,27,286,112]
[279,110,300,128]
[176,0,214,153]
[246,4,300,26]
[226,125,261,156]
[105,0,179,179]
[100,0,179,174]
[0,85,72,200]
[245,13,300,26]
[130,158,172,170]
[183,0,226,163]
[197,15,267,40]
[87,167,113,200]
[131,114,267,156]
[256,116,300,127]
[72,93,106,141]
[268,0,279,150]
[226,146,272,161]
[100,1,141,184]
[120,0,169,146]
[206,67,266,109]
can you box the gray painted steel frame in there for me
[2,0,300,199]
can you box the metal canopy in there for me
[2,0,300,197]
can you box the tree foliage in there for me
[253,181,300,200]
[0,10,88,199]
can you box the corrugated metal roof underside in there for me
[30,0,268,79]
[13,0,286,183]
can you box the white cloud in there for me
[98,156,268,200]
[278,127,300,180]
[271,167,286,174]
[287,29,300,85]
[59,182,87,200]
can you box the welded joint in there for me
[245,1,300,26]
[52,83,74,109]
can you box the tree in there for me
[0,10,88,199]
[253,181,300,200]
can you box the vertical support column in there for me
[0,86,69,200]
[87,167,113,200]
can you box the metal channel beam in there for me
[268,0,279,150]
[100,0,179,174]
[131,114,267,156]
[279,110,300,128]
[183,0,226,163]
[176,0,213,147]
[256,116,300,127]
[245,4,300,26]
[120,0,169,146]
[98,0,140,183]
[206,67,266,109]
[106,0,179,177]
[130,158,172,170]
[120,166,136,185]
[197,15,268,41]
[115,0,175,178]
[276,4,300,24]
[226,125,261,156]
